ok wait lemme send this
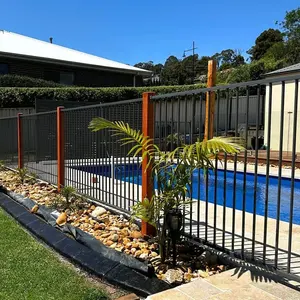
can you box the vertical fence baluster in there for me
[190,94,196,237]
[287,79,298,273]
[275,81,285,267]
[17,113,23,169]
[197,93,203,239]
[213,90,220,245]
[57,107,65,192]
[205,91,211,242]
[263,83,273,263]
[222,89,229,249]
[252,86,261,261]
[242,86,250,259]
[231,88,239,251]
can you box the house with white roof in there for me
[0,30,151,87]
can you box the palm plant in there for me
[89,117,242,262]
[60,186,76,208]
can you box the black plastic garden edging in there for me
[0,188,170,297]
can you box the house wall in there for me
[264,79,300,152]
[0,56,143,87]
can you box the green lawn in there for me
[0,208,109,300]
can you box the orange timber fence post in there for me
[17,113,23,169]
[142,92,156,236]
[57,106,65,192]
[204,60,217,140]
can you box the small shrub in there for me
[60,186,76,208]
[0,160,4,171]
[28,171,38,184]
[16,168,28,184]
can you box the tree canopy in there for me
[247,29,283,61]
[278,7,300,64]
[134,7,300,86]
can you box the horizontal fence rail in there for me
[0,74,300,282]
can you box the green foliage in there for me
[161,56,185,85]
[134,61,163,75]
[247,29,283,61]
[160,55,212,85]
[28,171,38,184]
[276,8,300,64]
[166,133,184,147]
[16,168,28,184]
[89,117,243,261]
[225,64,251,84]
[278,7,300,41]
[285,39,300,64]
[262,42,286,61]
[60,186,76,207]
[0,74,63,87]
[0,84,205,108]
[213,49,245,71]
[249,61,266,80]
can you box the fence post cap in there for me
[142,92,156,96]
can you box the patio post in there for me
[17,113,23,169]
[142,92,156,236]
[204,60,217,140]
[57,106,65,192]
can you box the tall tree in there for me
[278,7,300,64]
[161,56,185,85]
[247,29,283,61]
[153,63,164,75]
[214,49,245,71]
[134,61,154,71]
[197,56,210,75]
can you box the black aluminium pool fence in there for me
[0,73,300,283]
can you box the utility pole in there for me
[183,41,197,84]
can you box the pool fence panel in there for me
[0,70,300,284]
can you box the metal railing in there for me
[0,73,299,282]
[62,99,142,213]
[152,74,300,281]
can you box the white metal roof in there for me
[265,63,300,76]
[0,30,151,75]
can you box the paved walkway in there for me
[147,269,300,300]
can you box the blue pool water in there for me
[75,164,300,225]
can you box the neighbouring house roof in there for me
[265,63,300,77]
[0,30,151,76]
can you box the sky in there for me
[1,0,299,66]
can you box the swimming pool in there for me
[75,164,300,225]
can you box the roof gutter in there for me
[263,69,300,78]
[0,51,152,76]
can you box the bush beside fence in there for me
[0,84,205,108]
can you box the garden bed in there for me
[0,168,230,286]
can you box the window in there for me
[0,63,8,75]
[60,71,74,85]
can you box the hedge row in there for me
[0,84,205,108]
[0,75,63,87]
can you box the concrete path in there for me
[147,268,300,300]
